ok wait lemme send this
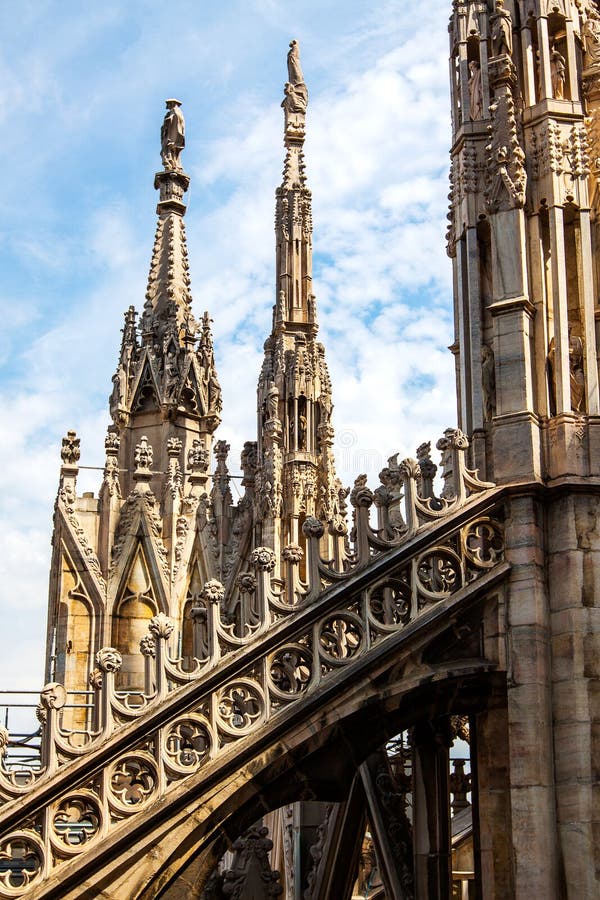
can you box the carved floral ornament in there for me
[250,546,277,572]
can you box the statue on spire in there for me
[282,40,308,134]
[160,99,185,171]
[287,39,305,86]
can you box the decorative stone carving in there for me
[460,142,479,194]
[96,648,122,673]
[149,613,175,640]
[212,441,233,508]
[490,0,512,57]
[110,490,169,583]
[302,516,324,539]
[287,39,305,86]
[241,441,258,487]
[436,429,458,499]
[350,474,374,508]
[200,579,226,604]
[57,478,106,589]
[237,572,257,594]
[166,437,182,499]
[160,99,185,171]
[398,458,421,481]
[61,430,80,466]
[282,543,303,563]
[416,443,437,499]
[134,436,153,471]
[485,55,526,211]
[39,683,67,711]
[468,60,483,120]
[222,826,282,899]
[88,668,104,689]
[481,343,496,421]
[188,439,210,473]
[583,13,600,67]
[102,430,121,498]
[139,635,156,658]
[250,547,276,572]
[303,805,333,899]
[357,834,377,896]
[569,329,586,413]
[551,46,566,99]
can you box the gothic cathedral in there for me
[0,3,599,898]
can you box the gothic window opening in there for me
[112,546,158,691]
[180,558,208,670]
[53,550,94,732]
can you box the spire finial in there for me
[154,99,190,213]
[160,99,185,172]
[282,39,308,147]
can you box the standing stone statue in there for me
[490,0,513,58]
[283,39,308,119]
[550,46,566,99]
[468,60,483,120]
[160,99,185,171]
[583,16,600,67]
[282,81,308,114]
[569,328,585,413]
[547,337,557,416]
[287,39,305,86]
[481,344,496,421]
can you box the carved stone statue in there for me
[287,39,304,86]
[160,99,185,171]
[266,384,279,422]
[468,60,483,120]
[61,430,81,466]
[569,328,585,413]
[490,0,512,58]
[547,337,557,416]
[583,16,600,67]
[283,39,308,126]
[134,435,153,471]
[298,413,307,449]
[546,331,586,414]
[481,344,496,421]
[550,46,566,100]
[282,81,308,115]
[357,835,377,894]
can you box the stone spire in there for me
[275,39,313,327]
[141,100,194,346]
[255,41,346,567]
[108,100,221,497]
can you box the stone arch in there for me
[111,545,159,690]
[78,668,504,900]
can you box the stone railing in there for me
[0,478,506,897]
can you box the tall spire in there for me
[108,100,221,497]
[275,40,314,328]
[141,99,195,346]
[255,42,345,566]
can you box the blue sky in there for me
[0,0,455,689]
